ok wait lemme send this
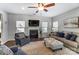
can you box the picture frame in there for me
[64,17,79,28]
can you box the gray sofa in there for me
[51,32,79,53]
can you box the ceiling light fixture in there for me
[38,7,44,11]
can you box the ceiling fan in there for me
[28,3,55,14]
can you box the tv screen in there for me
[29,20,39,26]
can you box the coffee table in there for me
[44,38,64,51]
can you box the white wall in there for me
[0,11,8,44]
[7,13,52,39]
[0,14,1,33]
[53,7,79,33]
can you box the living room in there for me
[0,3,79,55]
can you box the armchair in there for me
[15,32,30,46]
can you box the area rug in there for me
[21,41,78,55]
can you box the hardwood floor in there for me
[4,40,16,47]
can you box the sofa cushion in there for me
[19,33,25,38]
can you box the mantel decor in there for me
[64,17,79,28]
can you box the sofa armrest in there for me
[15,36,22,40]
[64,39,78,48]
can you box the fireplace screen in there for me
[30,30,38,38]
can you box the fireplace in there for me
[30,30,38,38]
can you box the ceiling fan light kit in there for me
[38,7,44,11]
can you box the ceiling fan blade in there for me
[38,3,40,7]
[42,3,44,6]
[35,10,39,13]
[28,6,37,8]
[44,9,48,12]
[44,3,55,8]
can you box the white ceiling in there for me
[0,3,79,17]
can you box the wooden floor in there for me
[4,40,16,47]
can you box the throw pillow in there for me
[59,32,65,37]
[70,34,77,41]
[19,33,25,38]
[10,47,18,54]
[57,32,65,37]
[65,33,73,40]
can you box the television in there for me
[29,20,39,26]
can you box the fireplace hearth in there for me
[30,30,38,38]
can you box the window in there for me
[16,21,25,32]
[42,22,48,33]
[42,28,47,33]
[52,21,58,32]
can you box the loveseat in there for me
[50,32,79,53]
